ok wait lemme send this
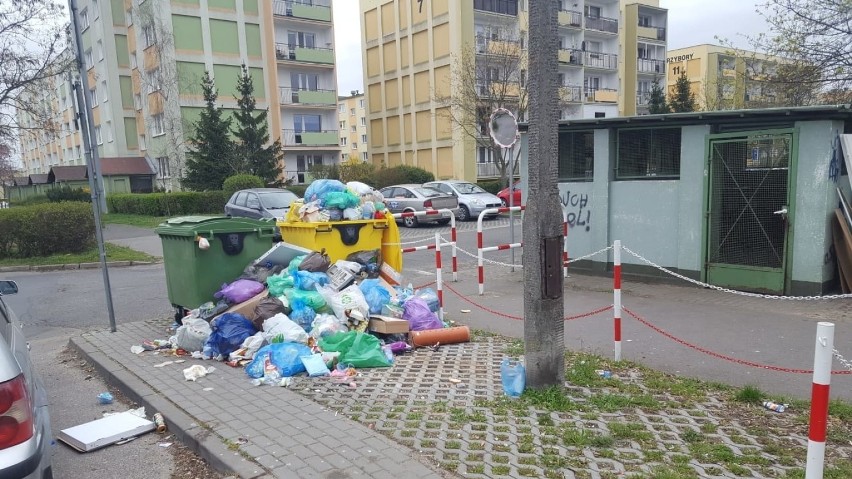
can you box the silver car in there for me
[0,281,52,479]
[379,184,459,228]
[423,180,503,221]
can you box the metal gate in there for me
[705,132,794,294]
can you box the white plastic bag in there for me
[262,313,309,344]
[310,313,349,340]
[317,284,370,321]
[228,332,266,362]
[171,317,212,352]
[346,181,373,196]
[183,365,215,381]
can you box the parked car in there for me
[497,180,523,207]
[224,188,300,220]
[0,280,53,479]
[378,184,459,228]
[423,180,503,222]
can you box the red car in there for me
[497,180,523,207]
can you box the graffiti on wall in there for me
[829,131,841,183]
[560,190,591,232]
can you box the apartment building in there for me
[359,0,668,181]
[666,45,789,111]
[337,91,370,163]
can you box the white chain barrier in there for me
[382,236,436,247]
[834,349,852,372]
[566,245,614,264]
[621,244,852,300]
[451,240,524,269]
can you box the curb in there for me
[0,260,161,273]
[68,335,271,479]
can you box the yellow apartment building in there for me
[337,91,370,163]
[359,0,668,181]
[666,44,789,111]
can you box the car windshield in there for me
[453,182,486,194]
[414,187,445,198]
[258,191,297,209]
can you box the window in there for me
[134,93,142,110]
[350,108,355,116]
[156,156,170,178]
[92,0,99,18]
[94,125,103,145]
[338,104,346,113]
[341,153,347,161]
[617,128,681,178]
[105,121,113,142]
[360,117,366,126]
[97,40,104,61]
[352,143,358,150]
[359,99,365,108]
[101,80,108,102]
[638,14,651,27]
[287,31,315,48]
[293,114,321,132]
[340,137,347,145]
[361,134,367,143]
[290,72,318,91]
[89,86,98,107]
[148,68,161,93]
[130,52,137,69]
[473,0,518,16]
[339,121,345,129]
[125,8,133,26]
[478,146,493,164]
[351,125,356,132]
[84,49,94,69]
[80,8,90,29]
[558,131,594,181]
[139,134,146,150]
[152,113,165,136]
[143,25,157,48]
[584,5,601,18]
[362,152,369,161]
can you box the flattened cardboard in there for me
[58,411,155,452]
[379,262,402,286]
[254,241,313,267]
[369,315,410,334]
[213,289,269,322]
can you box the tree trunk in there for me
[524,0,564,389]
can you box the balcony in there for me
[279,87,337,107]
[560,85,583,103]
[585,88,618,103]
[476,162,500,179]
[637,58,665,74]
[475,36,522,57]
[584,15,618,34]
[275,43,334,65]
[476,81,521,98]
[281,129,339,147]
[558,48,583,66]
[558,9,582,28]
[473,0,518,16]
[272,0,331,23]
[636,90,651,107]
[583,51,618,70]
[638,25,666,41]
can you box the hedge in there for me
[0,202,95,258]
[476,180,502,195]
[223,174,264,194]
[107,191,231,216]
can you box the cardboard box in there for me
[369,315,410,334]
[58,411,155,452]
[213,289,269,322]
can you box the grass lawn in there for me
[0,243,157,267]
[101,213,172,229]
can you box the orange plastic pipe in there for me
[410,326,471,348]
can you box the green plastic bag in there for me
[323,191,361,210]
[319,331,391,368]
[267,273,295,297]
[288,255,306,275]
[284,287,328,312]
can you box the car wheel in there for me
[457,205,471,222]
[500,198,508,207]
[403,215,418,228]
[436,218,451,225]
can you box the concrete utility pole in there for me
[524,0,565,388]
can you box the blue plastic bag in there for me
[304,179,346,203]
[205,313,257,358]
[300,354,331,377]
[289,299,316,332]
[360,279,391,315]
[293,270,330,291]
[246,342,313,378]
[501,358,525,397]
[414,288,440,313]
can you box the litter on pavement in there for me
[58,411,156,452]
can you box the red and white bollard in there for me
[613,240,622,361]
[562,208,569,278]
[434,232,444,322]
[477,206,525,295]
[806,321,834,479]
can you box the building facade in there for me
[337,91,370,163]
[359,0,668,181]
[665,44,789,111]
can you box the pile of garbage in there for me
[294,179,388,223]
[147,244,468,386]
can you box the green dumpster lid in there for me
[155,215,276,237]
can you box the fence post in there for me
[477,212,485,295]
[563,208,569,278]
[806,322,834,479]
[613,240,622,361]
[450,214,458,282]
[435,232,444,323]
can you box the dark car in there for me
[224,188,300,220]
[378,184,459,228]
[0,281,53,479]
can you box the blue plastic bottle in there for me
[500,358,525,397]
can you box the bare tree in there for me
[435,34,527,187]
[1,0,72,142]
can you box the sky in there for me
[331,0,769,95]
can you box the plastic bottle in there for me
[763,401,786,413]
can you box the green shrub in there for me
[371,165,434,189]
[339,162,376,184]
[0,202,95,258]
[12,194,50,206]
[106,191,231,216]
[394,165,435,184]
[222,174,264,194]
[46,186,91,203]
[287,185,307,198]
[477,180,502,194]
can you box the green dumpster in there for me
[155,216,277,314]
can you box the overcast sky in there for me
[331,0,769,95]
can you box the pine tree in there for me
[183,71,233,191]
[231,65,281,185]
[648,77,669,114]
[669,71,697,113]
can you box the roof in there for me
[48,166,87,182]
[13,176,29,186]
[100,157,155,176]
[29,174,51,184]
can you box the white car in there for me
[0,281,53,479]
